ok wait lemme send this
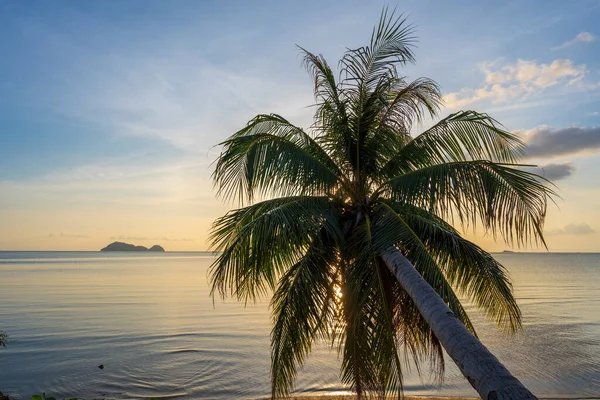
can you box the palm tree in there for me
[210,9,553,399]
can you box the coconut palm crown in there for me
[210,9,554,399]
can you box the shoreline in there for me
[281,397,600,400]
[285,396,478,400]
[276,396,599,400]
[283,396,600,400]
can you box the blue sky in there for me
[1,0,600,250]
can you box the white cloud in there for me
[553,32,596,50]
[444,59,587,109]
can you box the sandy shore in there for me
[277,396,587,400]
[283,397,598,400]
[287,397,478,400]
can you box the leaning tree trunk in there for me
[382,251,537,400]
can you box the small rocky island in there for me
[100,241,165,252]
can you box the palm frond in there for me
[271,230,338,398]
[380,111,526,179]
[362,78,443,177]
[390,202,521,332]
[339,216,404,398]
[300,49,354,173]
[213,114,344,203]
[336,7,416,178]
[378,161,555,247]
[209,196,343,302]
[378,77,442,133]
[341,259,402,398]
[366,203,477,334]
[301,47,344,107]
[340,7,415,89]
[346,77,404,175]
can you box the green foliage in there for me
[0,330,7,347]
[210,6,555,399]
[29,395,91,400]
[31,394,57,400]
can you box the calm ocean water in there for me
[0,252,599,399]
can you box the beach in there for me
[287,397,478,400]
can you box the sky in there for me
[1,0,599,252]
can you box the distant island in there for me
[100,241,165,252]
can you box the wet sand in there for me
[284,397,583,400]
[287,397,478,400]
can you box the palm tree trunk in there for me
[382,251,537,400]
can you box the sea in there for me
[0,252,599,399]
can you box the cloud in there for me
[111,236,149,241]
[161,237,193,242]
[3,14,317,162]
[110,236,193,242]
[591,112,599,116]
[553,32,596,50]
[481,59,586,87]
[547,223,595,236]
[536,162,576,180]
[0,151,218,209]
[516,126,600,158]
[24,32,315,154]
[49,233,89,239]
[444,59,588,109]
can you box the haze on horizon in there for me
[1,0,599,252]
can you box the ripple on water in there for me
[1,252,600,399]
